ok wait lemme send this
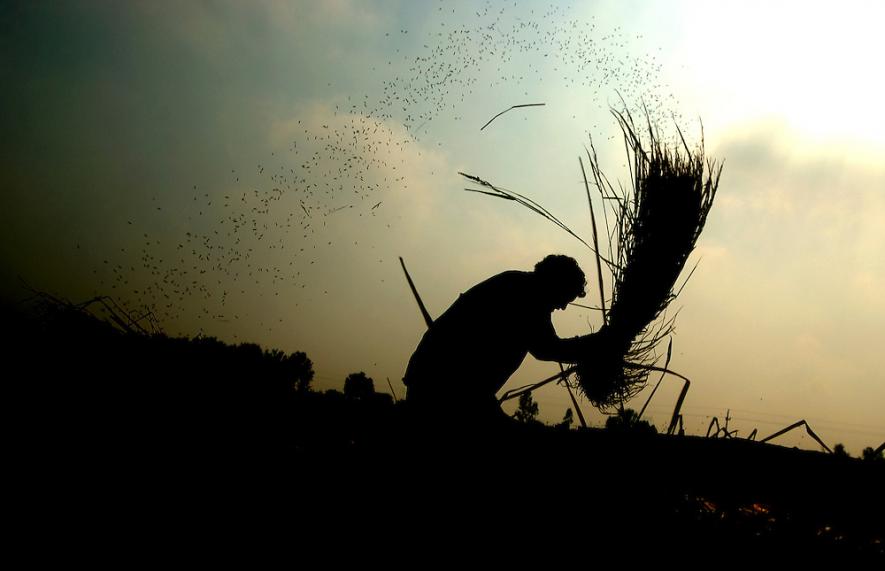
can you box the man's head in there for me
[533,254,587,310]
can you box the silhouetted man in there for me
[404,254,616,428]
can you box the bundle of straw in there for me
[460,105,721,412]
[576,108,721,409]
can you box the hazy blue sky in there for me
[3,1,883,454]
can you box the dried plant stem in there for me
[760,421,833,454]
[480,103,546,131]
[399,256,434,328]
[559,362,588,428]
[579,155,607,325]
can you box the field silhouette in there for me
[5,294,883,562]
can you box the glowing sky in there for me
[2,0,883,454]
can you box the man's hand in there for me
[586,324,632,358]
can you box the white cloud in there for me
[670,120,885,444]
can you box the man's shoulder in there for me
[458,270,536,306]
[462,270,530,296]
[480,270,532,287]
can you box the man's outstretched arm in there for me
[528,321,627,364]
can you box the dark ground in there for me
[4,297,883,562]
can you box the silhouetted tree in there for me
[513,392,540,423]
[263,348,314,395]
[605,408,657,435]
[833,443,850,458]
[554,408,574,430]
[284,351,314,393]
[344,372,375,400]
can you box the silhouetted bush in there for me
[604,407,657,435]
[861,446,884,464]
[4,295,321,466]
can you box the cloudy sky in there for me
[2,0,883,454]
